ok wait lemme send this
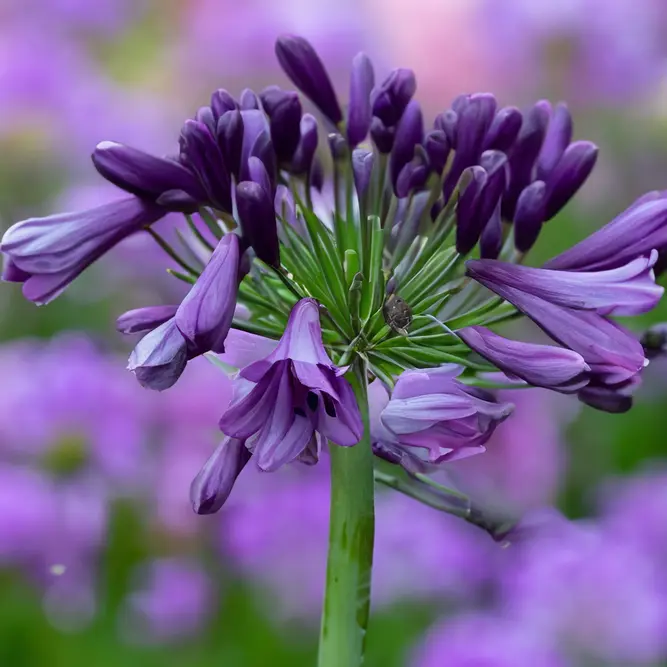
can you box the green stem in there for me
[318,361,375,667]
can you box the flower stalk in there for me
[318,360,375,667]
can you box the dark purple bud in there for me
[434,110,458,148]
[385,275,397,294]
[502,100,551,219]
[390,99,423,194]
[260,87,303,163]
[641,323,667,359]
[443,94,497,199]
[370,117,395,154]
[155,189,199,213]
[328,132,347,160]
[240,88,260,110]
[210,89,238,118]
[536,102,572,181]
[236,181,280,267]
[190,437,251,514]
[352,148,374,197]
[216,110,244,180]
[424,129,450,175]
[484,106,523,152]
[456,166,488,254]
[128,318,189,391]
[479,203,503,259]
[371,68,416,127]
[180,120,232,212]
[396,155,428,198]
[347,52,375,147]
[477,150,508,225]
[275,34,342,125]
[175,233,241,354]
[291,113,319,173]
[514,180,547,252]
[92,141,203,202]
[248,156,273,200]
[117,305,179,334]
[544,141,598,220]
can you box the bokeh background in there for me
[2,1,667,665]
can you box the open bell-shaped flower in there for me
[219,298,362,472]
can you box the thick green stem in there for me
[318,361,375,667]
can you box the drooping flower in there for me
[375,365,514,465]
[218,298,362,475]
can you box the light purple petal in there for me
[117,305,180,335]
[467,255,663,317]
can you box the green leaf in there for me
[360,216,383,324]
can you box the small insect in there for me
[383,294,413,336]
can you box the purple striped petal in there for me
[536,102,572,181]
[1,197,165,304]
[347,52,375,147]
[190,437,251,514]
[117,305,179,335]
[458,325,590,392]
[92,142,202,201]
[545,194,667,272]
[127,318,188,391]
[467,255,663,316]
[175,233,240,354]
[275,35,342,125]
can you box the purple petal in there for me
[484,106,522,152]
[536,102,573,181]
[190,437,251,514]
[316,373,363,446]
[175,233,240,354]
[390,99,424,194]
[92,142,202,201]
[456,166,488,255]
[236,181,280,268]
[371,68,416,127]
[216,329,278,369]
[210,89,238,117]
[242,298,335,380]
[275,35,342,125]
[1,197,164,304]
[479,204,503,259]
[467,255,663,316]
[291,113,319,174]
[260,87,302,164]
[513,180,547,252]
[546,195,667,272]
[216,110,244,179]
[117,305,180,335]
[219,361,287,439]
[347,52,375,147]
[544,141,598,220]
[352,149,375,198]
[128,318,188,391]
[457,325,590,392]
[424,130,450,175]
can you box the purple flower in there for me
[457,326,590,393]
[544,191,667,272]
[0,196,164,304]
[236,180,280,268]
[390,99,424,193]
[275,35,342,125]
[371,68,416,128]
[466,263,647,387]
[190,436,251,515]
[259,87,303,164]
[219,298,362,472]
[467,255,663,317]
[127,318,189,391]
[175,233,241,354]
[116,305,179,334]
[92,141,203,205]
[377,365,514,464]
[346,52,374,147]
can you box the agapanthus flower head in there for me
[2,34,666,514]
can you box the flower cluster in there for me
[2,34,666,512]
